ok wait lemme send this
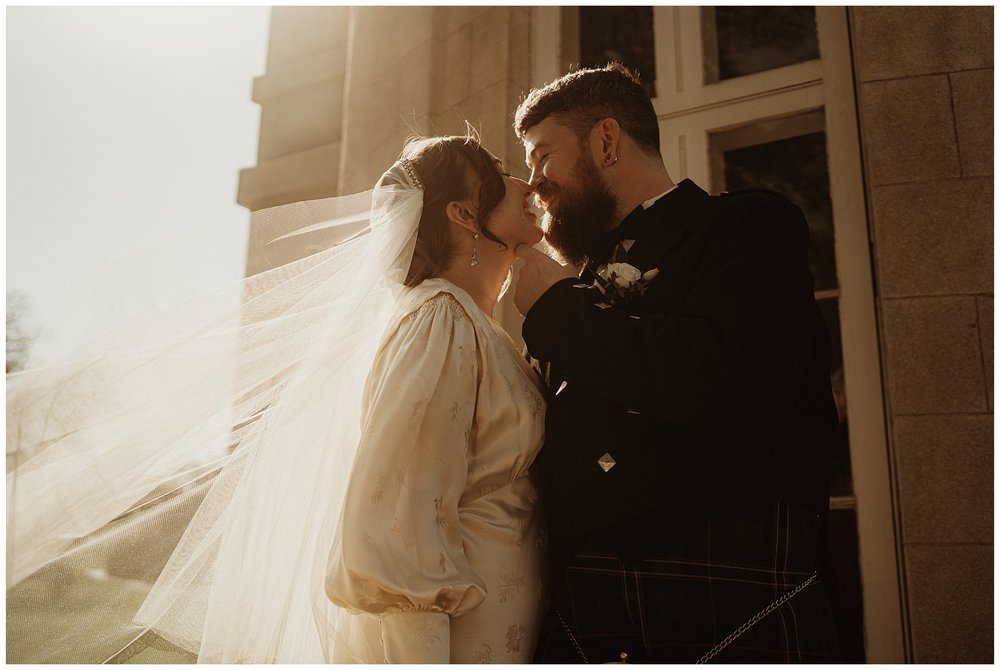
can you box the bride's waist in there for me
[459,474,539,519]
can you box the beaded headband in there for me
[399,158,425,190]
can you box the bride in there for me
[6,134,548,663]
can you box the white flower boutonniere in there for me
[592,240,660,307]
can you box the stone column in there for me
[425,7,534,343]
[337,6,437,195]
[851,6,993,662]
[238,7,350,213]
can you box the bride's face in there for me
[484,171,544,249]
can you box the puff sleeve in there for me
[325,292,483,663]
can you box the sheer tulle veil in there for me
[7,160,426,662]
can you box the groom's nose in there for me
[528,168,544,189]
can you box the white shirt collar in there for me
[641,183,679,210]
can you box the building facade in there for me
[237,6,993,662]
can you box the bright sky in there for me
[7,6,271,366]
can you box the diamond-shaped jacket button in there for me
[597,452,616,472]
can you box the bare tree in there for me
[7,291,34,373]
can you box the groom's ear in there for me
[594,117,622,160]
[445,200,479,233]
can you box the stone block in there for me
[894,414,993,543]
[257,82,344,162]
[267,7,349,70]
[434,23,473,114]
[455,80,514,163]
[442,5,490,36]
[850,6,993,81]
[951,69,994,177]
[977,296,993,410]
[880,297,989,414]
[507,8,533,92]
[859,75,960,185]
[237,141,340,213]
[357,6,434,59]
[904,543,993,663]
[252,48,346,104]
[470,8,511,96]
[337,8,437,193]
[372,130,417,174]
[397,37,435,134]
[505,79,532,179]
[870,178,992,296]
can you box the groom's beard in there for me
[539,158,618,269]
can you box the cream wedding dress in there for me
[326,277,548,663]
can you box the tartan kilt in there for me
[532,498,840,663]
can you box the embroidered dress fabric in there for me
[6,161,543,663]
[326,280,546,663]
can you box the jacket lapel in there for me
[623,179,710,271]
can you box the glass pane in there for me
[579,7,657,98]
[709,6,819,81]
[825,509,866,662]
[721,131,838,292]
[817,297,852,498]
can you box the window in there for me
[710,111,864,661]
[703,6,819,82]
[568,7,657,97]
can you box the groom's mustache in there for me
[534,182,559,209]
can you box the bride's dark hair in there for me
[400,134,507,287]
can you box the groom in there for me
[512,64,840,663]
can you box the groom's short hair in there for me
[514,63,660,157]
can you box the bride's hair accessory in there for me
[399,158,424,190]
[471,232,480,267]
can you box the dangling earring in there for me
[470,233,479,268]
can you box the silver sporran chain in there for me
[555,571,819,664]
[696,571,818,664]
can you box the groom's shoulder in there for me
[719,186,787,199]
[716,186,794,208]
[693,187,805,244]
[709,186,800,222]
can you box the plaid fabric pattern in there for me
[532,499,840,663]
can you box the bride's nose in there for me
[514,176,533,194]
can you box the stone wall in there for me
[850,6,993,662]
[239,5,533,213]
[338,6,533,194]
[237,7,350,213]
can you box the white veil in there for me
[7,160,425,663]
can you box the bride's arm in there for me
[325,292,483,663]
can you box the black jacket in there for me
[522,179,838,568]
